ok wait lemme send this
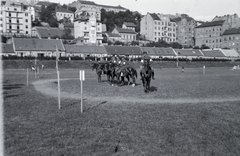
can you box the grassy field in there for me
[3,61,240,155]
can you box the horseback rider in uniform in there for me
[140,51,154,80]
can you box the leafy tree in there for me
[61,29,74,39]
[100,9,140,33]
[114,41,125,46]
[39,4,58,27]
[200,44,210,49]
[32,19,42,27]
[130,41,139,46]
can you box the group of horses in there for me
[91,61,154,93]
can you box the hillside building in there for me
[195,14,240,49]
[56,7,74,23]
[222,27,240,53]
[0,1,32,37]
[74,0,103,45]
[69,0,127,13]
[140,13,177,43]
[171,14,197,47]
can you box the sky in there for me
[48,0,240,21]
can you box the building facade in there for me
[222,27,240,53]
[0,1,32,37]
[122,22,136,31]
[112,28,136,43]
[70,0,127,13]
[74,1,103,45]
[171,14,196,47]
[140,13,177,43]
[195,14,240,49]
[56,7,74,23]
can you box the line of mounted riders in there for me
[91,52,155,93]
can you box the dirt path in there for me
[33,78,240,104]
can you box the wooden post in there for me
[27,68,28,87]
[57,71,61,109]
[35,58,37,79]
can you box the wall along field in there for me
[3,61,240,155]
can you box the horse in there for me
[111,63,137,87]
[140,61,154,93]
[91,62,105,82]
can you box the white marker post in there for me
[79,70,85,113]
[35,58,37,79]
[203,65,205,75]
[27,68,28,87]
[57,70,61,109]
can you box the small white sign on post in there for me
[79,70,85,113]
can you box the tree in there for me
[200,44,210,49]
[39,4,58,27]
[130,41,139,46]
[32,19,42,27]
[61,29,74,39]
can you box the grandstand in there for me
[104,45,142,56]
[64,45,107,57]
[1,43,15,56]
[220,49,240,58]
[141,47,176,58]
[201,49,225,58]
[173,49,203,58]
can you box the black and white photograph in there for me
[1,0,240,155]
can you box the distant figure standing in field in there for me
[182,66,184,73]
[42,64,44,71]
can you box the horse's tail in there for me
[133,68,138,79]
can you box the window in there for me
[26,31,28,34]
[220,39,221,42]
[17,19,19,23]
[14,8,17,11]
[17,26,19,29]
[9,19,11,23]
[229,37,231,40]
[9,13,11,16]
[26,25,28,28]
[25,19,28,22]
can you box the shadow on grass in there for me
[149,86,158,92]
[84,101,108,112]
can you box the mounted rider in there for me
[140,51,154,80]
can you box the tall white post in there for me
[35,58,37,79]
[57,71,61,109]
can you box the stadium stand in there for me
[64,45,107,55]
[201,49,225,58]
[141,47,176,57]
[1,43,15,56]
[173,49,203,57]
[104,45,142,56]
[220,49,240,57]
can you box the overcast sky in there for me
[49,0,240,21]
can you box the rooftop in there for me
[222,27,240,35]
[115,28,136,34]
[13,38,65,51]
[195,20,225,28]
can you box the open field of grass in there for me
[3,61,240,155]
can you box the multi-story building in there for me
[122,22,136,31]
[171,14,196,47]
[74,1,103,45]
[56,7,74,23]
[112,28,136,43]
[195,14,240,49]
[69,0,127,13]
[0,1,32,37]
[222,27,240,53]
[140,13,177,43]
